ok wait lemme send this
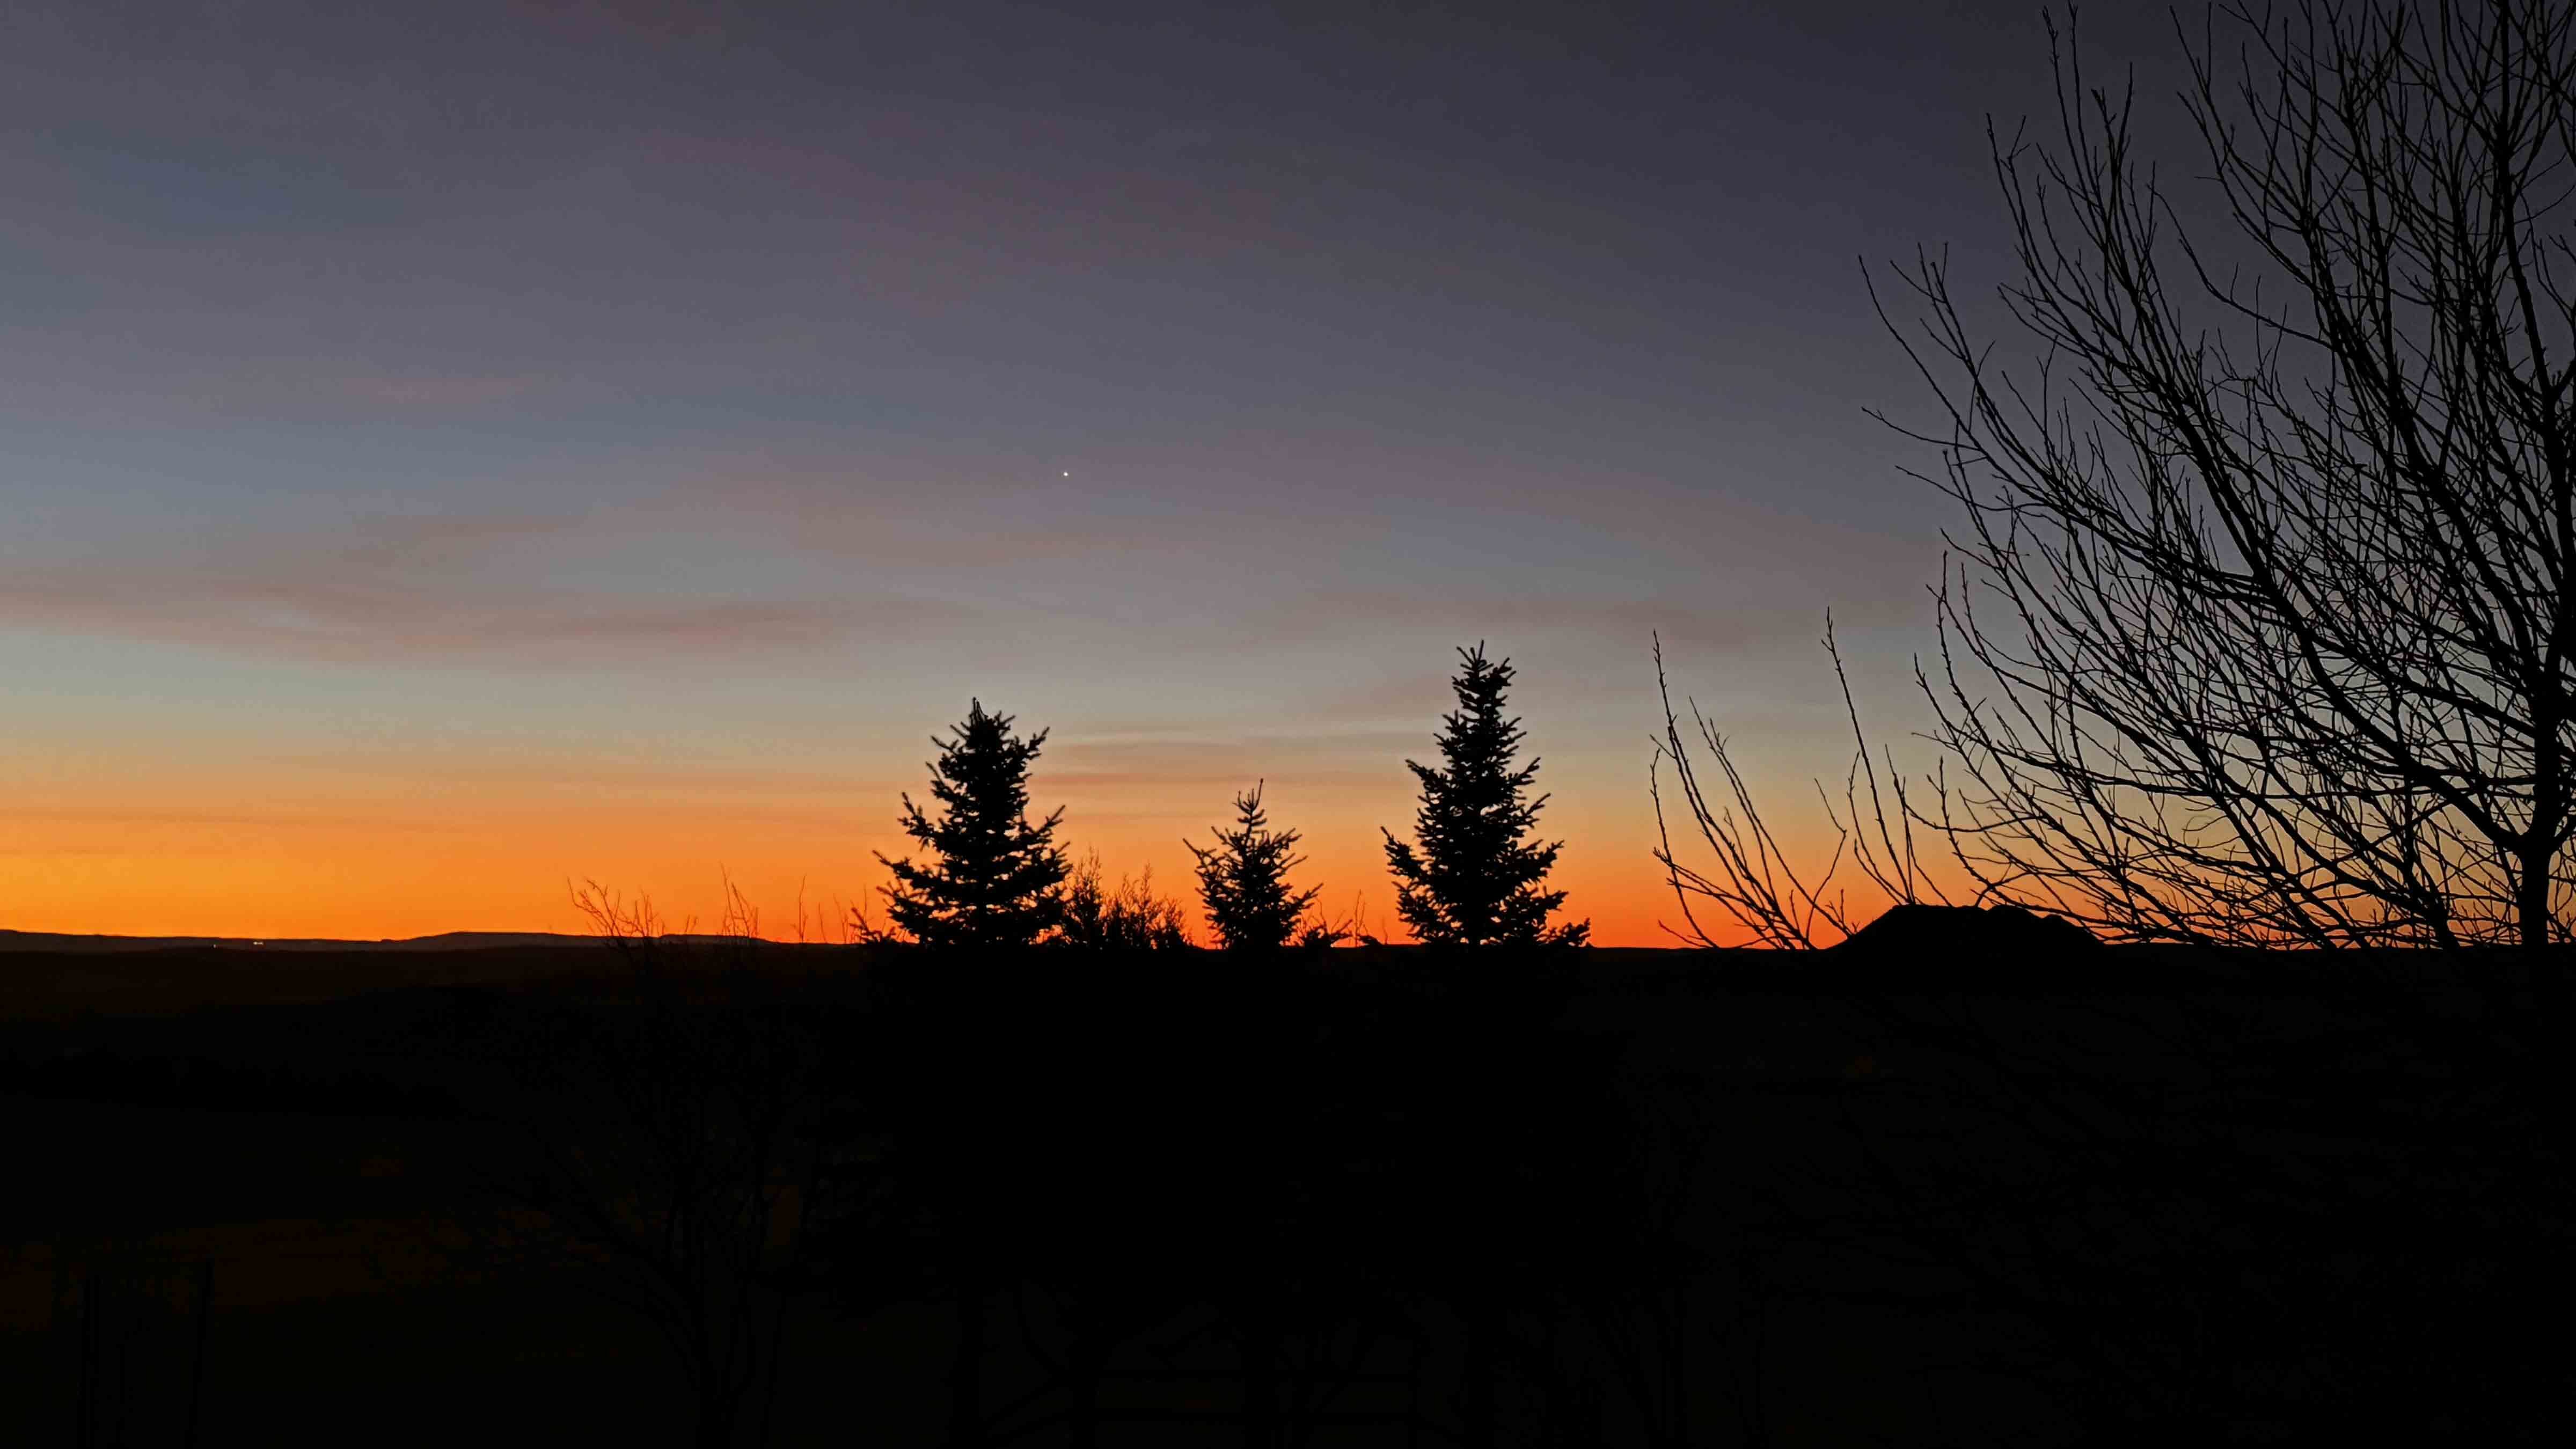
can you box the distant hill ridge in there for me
[0,928,604,954]
[5,907,2111,955]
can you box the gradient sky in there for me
[1,1,2198,943]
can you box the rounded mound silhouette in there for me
[1829,903,2101,963]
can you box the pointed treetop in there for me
[1190,780,1326,951]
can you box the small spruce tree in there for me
[1189,782,1324,950]
[1383,645,1590,947]
[875,699,1070,948]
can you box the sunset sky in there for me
[1,1,2195,945]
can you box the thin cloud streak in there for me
[0,510,980,665]
[1040,731,1434,793]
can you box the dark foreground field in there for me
[3,927,2562,1446]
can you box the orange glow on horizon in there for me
[0,750,1897,948]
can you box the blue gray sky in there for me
[0,1,2200,940]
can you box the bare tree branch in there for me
[1871,2,2576,954]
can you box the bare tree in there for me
[1651,620,1946,948]
[1874,2,2576,954]
[489,880,824,1448]
[1057,850,1195,950]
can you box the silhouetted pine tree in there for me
[1189,782,1324,950]
[876,700,1069,948]
[1383,645,1590,947]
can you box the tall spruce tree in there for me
[1189,782,1323,950]
[876,700,1070,948]
[1383,645,1590,947]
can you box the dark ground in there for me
[2,930,2560,1446]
